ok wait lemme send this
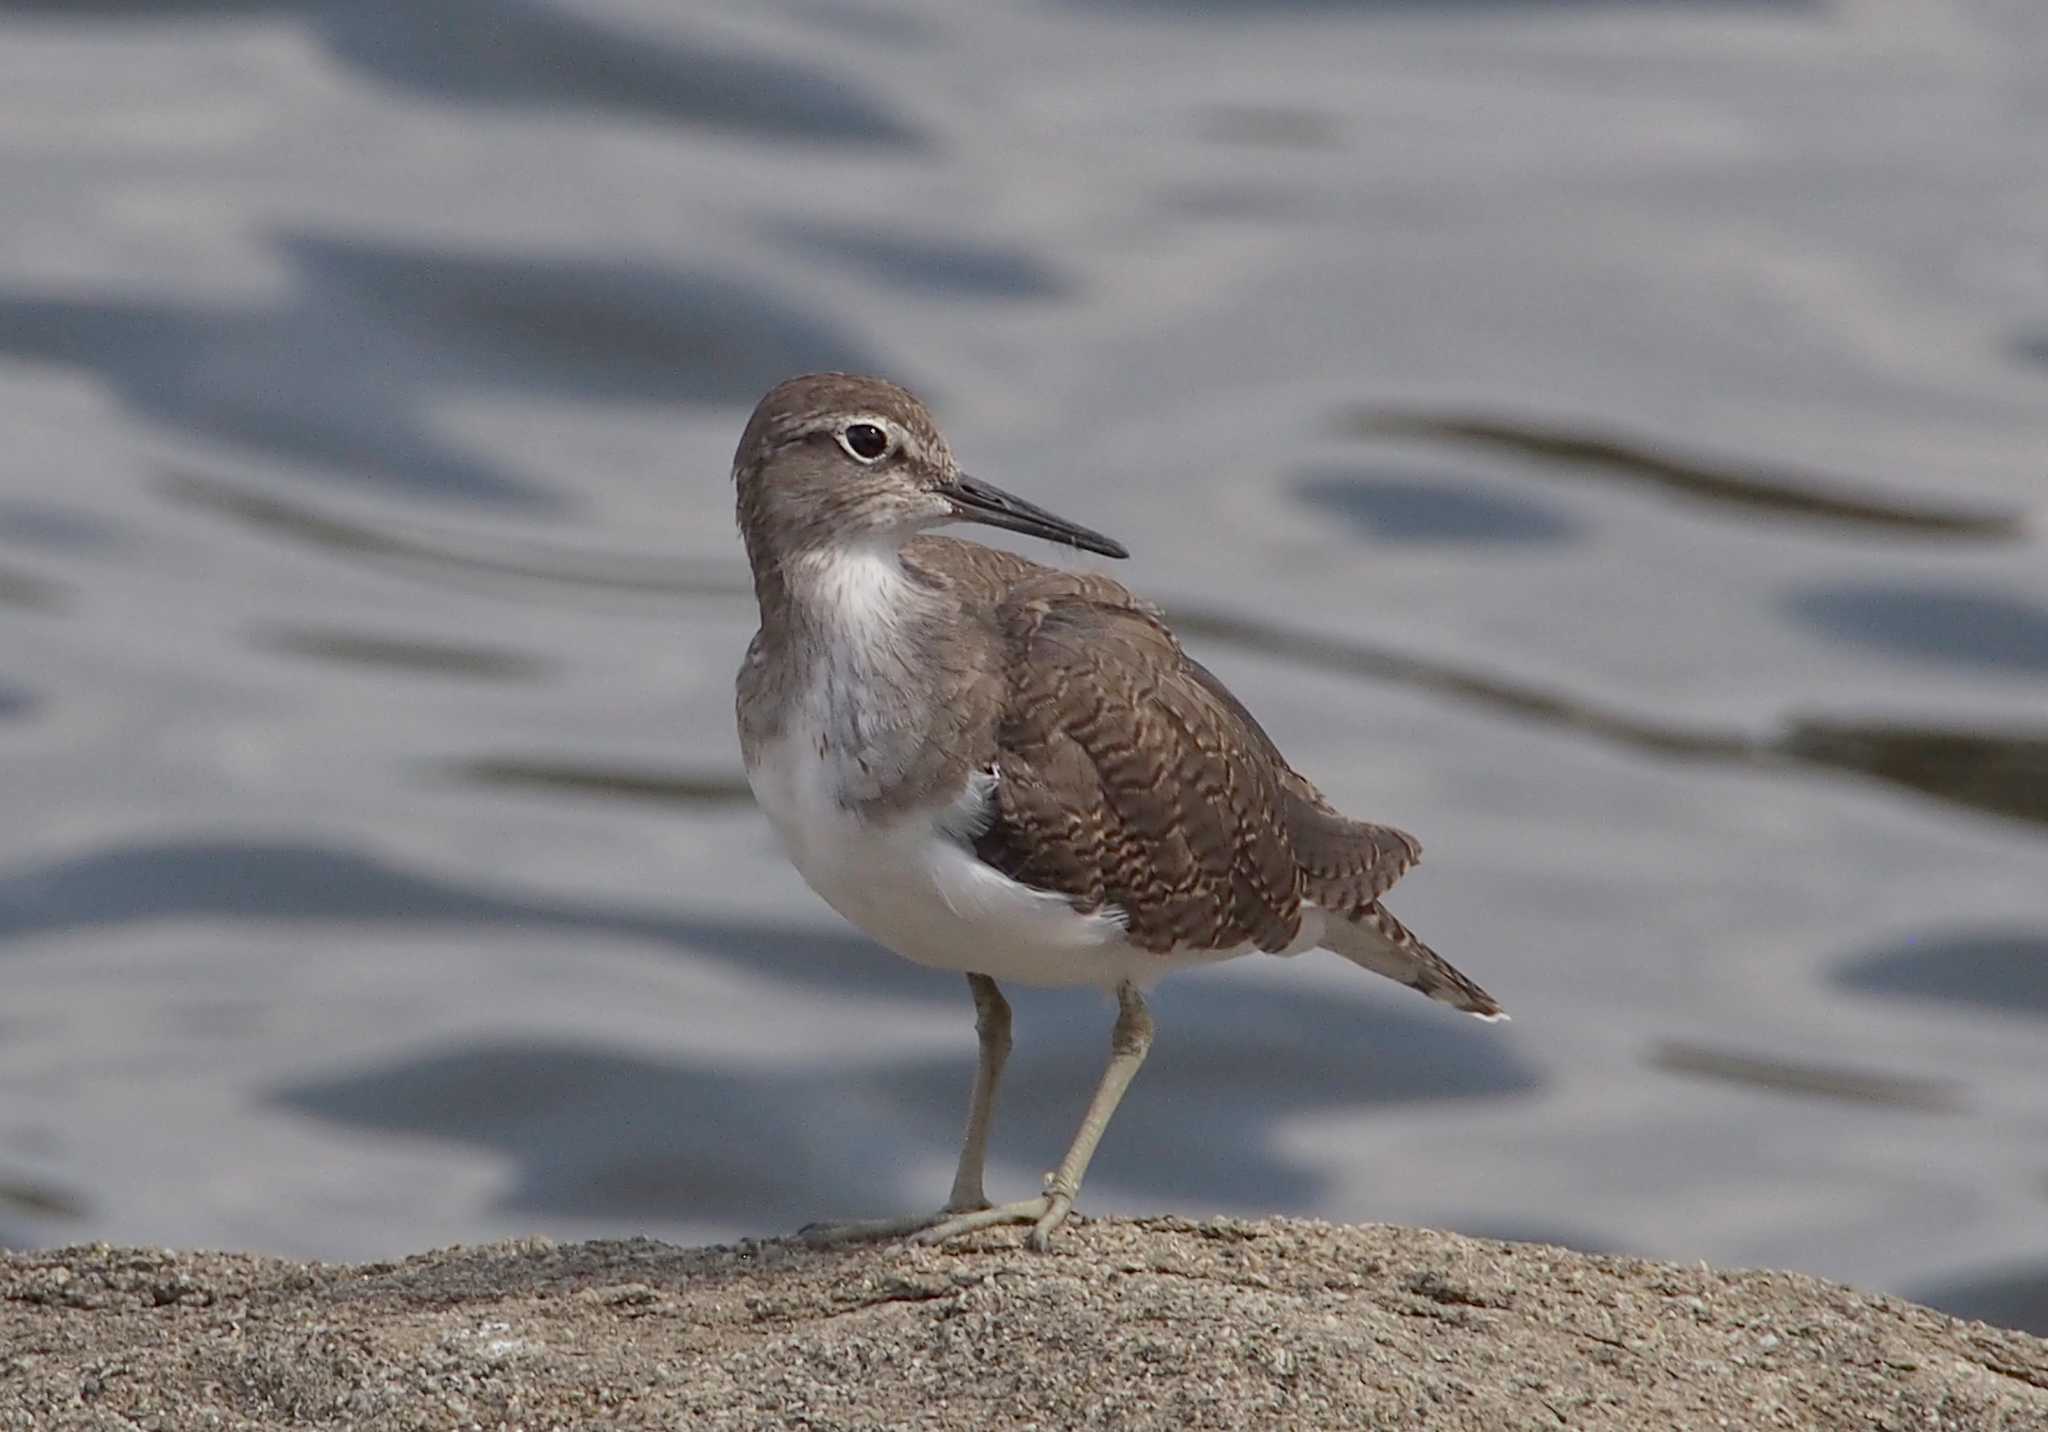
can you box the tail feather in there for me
[1323,902,1505,1020]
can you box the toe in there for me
[910,1196,1054,1246]
[1026,1196,1074,1251]
[799,1211,950,1246]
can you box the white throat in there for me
[775,541,940,809]
[784,541,925,649]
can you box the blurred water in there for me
[1,0,2045,1336]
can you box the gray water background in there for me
[1,0,2045,1334]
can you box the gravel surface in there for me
[5,1217,2044,1430]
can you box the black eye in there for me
[843,423,889,461]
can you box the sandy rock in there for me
[4,1217,2044,1430]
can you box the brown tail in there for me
[1323,902,1505,1020]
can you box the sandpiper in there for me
[734,373,1503,1250]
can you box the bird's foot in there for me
[910,1175,1078,1251]
[797,1201,991,1248]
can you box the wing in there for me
[1281,798,1421,917]
[1180,653,1422,915]
[970,575,1306,954]
[902,536,1427,950]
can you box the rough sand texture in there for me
[4,1218,2044,1430]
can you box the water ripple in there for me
[0,0,922,147]
[1174,606,2048,832]
[1345,410,2022,538]
[279,232,885,407]
[765,220,1075,302]
[0,231,885,508]
[1647,1040,1961,1112]
[444,757,756,806]
[252,626,553,682]
[157,470,745,599]
[148,469,2048,834]
[0,837,943,1003]
[0,565,70,613]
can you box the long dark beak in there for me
[938,474,1129,559]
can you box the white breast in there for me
[746,730,1100,986]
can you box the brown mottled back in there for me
[907,537,1422,956]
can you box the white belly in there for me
[744,733,1276,989]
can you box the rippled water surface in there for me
[2,0,2045,1334]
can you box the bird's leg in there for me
[912,979,1153,1251]
[799,973,1013,1246]
[946,972,1012,1211]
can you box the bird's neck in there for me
[748,539,967,810]
[752,539,960,739]
[755,538,934,652]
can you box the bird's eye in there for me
[841,422,890,462]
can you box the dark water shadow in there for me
[0,837,949,1003]
[0,565,70,612]
[0,1142,90,1251]
[0,681,34,722]
[0,292,544,507]
[276,1042,917,1226]
[0,230,881,507]
[1648,1040,1961,1112]
[1786,585,2048,676]
[0,1175,90,1223]
[156,470,747,599]
[1835,929,2048,1020]
[765,220,1074,302]
[1345,411,2022,539]
[272,984,1535,1224]
[2010,332,2048,371]
[443,757,755,806]
[0,502,117,551]
[1200,104,1345,150]
[1292,466,1581,544]
[278,232,884,407]
[1913,1264,2048,1338]
[1779,721,2048,829]
[0,1,920,148]
[251,626,552,682]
